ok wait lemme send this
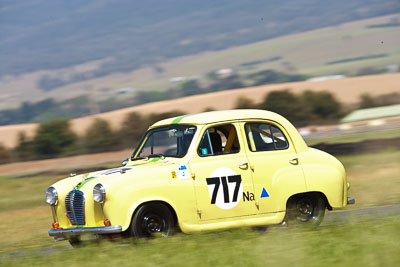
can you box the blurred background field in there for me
[0,73,400,150]
[0,3,399,161]
[0,0,400,265]
[305,128,400,145]
[1,3,400,108]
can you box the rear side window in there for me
[245,123,289,152]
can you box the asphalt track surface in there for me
[322,204,400,225]
[1,204,399,255]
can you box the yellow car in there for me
[46,109,354,245]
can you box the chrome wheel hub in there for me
[142,214,165,234]
[296,198,314,221]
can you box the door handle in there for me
[289,158,299,165]
[239,162,249,170]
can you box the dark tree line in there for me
[5,111,184,163]
[235,90,342,126]
[135,70,307,104]
[0,90,398,164]
[359,93,400,109]
[0,69,306,126]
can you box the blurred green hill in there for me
[1,0,399,76]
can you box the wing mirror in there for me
[121,158,129,166]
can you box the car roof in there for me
[152,109,286,126]
[151,109,308,152]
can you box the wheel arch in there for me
[133,200,178,226]
[286,191,332,211]
[123,199,179,233]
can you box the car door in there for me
[188,122,258,220]
[239,120,307,214]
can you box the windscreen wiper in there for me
[131,156,147,161]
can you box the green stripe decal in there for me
[171,115,187,124]
[131,157,161,166]
[171,112,201,124]
[171,111,211,125]
[151,157,161,162]
[74,176,97,190]
[72,158,161,191]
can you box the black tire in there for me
[68,236,82,247]
[252,226,268,233]
[285,193,326,226]
[131,203,175,238]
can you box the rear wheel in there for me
[285,193,326,226]
[131,203,175,238]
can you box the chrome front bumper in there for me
[48,225,122,237]
[347,197,355,205]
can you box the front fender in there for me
[123,196,178,231]
[102,175,197,232]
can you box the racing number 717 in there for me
[206,175,242,204]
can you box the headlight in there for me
[45,187,58,206]
[93,184,106,203]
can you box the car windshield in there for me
[133,125,197,159]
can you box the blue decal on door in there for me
[260,187,270,198]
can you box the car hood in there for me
[52,157,186,193]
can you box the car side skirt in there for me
[178,211,286,233]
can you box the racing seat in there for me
[209,132,223,154]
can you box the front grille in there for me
[65,190,85,226]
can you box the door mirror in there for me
[121,158,129,166]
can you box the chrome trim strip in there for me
[48,225,122,237]
[347,197,355,204]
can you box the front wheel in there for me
[68,236,81,247]
[285,193,326,226]
[131,203,175,238]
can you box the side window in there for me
[245,123,289,152]
[198,124,240,156]
[271,126,288,149]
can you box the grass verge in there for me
[1,214,399,266]
[0,149,399,253]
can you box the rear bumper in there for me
[48,225,122,237]
[347,197,355,205]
